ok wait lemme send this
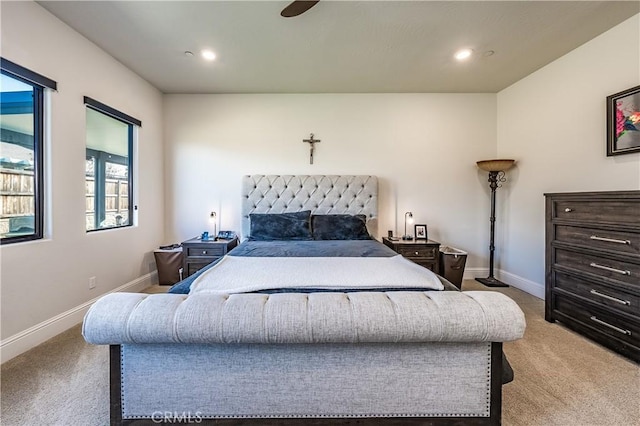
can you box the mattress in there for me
[169,239,458,294]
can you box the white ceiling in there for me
[37,1,639,94]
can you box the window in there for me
[84,97,140,232]
[1,58,56,244]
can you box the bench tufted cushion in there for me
[83,290,526,345]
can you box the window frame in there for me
[0,58,56,245]
[84,97,140,233]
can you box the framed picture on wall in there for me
[607,85,640,156]
[414,224,427,240]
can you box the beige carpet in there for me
[469,280,640,426]
[1,281,638,426]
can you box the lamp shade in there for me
[476,159,515,172]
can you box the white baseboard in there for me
[0,272,157,364]
[464,267,545,300]
[463,267,488,281]
[496,269,545,300]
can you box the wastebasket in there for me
[439,246,467,289]
[154,246,183,285]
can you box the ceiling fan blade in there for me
[281,0,320,18]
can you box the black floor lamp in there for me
[476,159,516,287]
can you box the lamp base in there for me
[475,277,509,288]
[401,235,414,241]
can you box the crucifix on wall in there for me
[302,133,321,164]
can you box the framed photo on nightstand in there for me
[414,224,427,240]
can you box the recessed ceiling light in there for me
[201,49,216,61]
[184,51,194,57]
[454,48,473,61]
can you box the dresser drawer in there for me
[554,271,639,317]
[187,262,211,277]
[396,246,437,259]
[555,225,640,257]
[555,295,639,347]
[412,259,437,272]
[186,246,225,257]
[555,248,639,286]
[553,199,639,225]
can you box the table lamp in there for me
[402,211,414,240]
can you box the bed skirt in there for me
[111,341,504,425]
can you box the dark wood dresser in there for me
[382,237,440,274]
[545,191,640,362]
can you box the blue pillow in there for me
[249,211,312,241]
[311,214,371,240]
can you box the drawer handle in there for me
[590,289,631,306]
[589,262,631,276]
[202,250,207,255]
[590,316,632,336]
[415,251,419,255]
[564,208,573,213]
[590,235,631,245]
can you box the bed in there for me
[82,175,525,425]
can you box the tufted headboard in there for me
[241,175,378,239]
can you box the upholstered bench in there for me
[84,290,525,425]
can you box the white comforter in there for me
[189,254,444,294]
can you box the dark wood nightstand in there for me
[382,237,440,274]
[181,236,238,278]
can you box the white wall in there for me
[164,93,497,268]
[497,14,640,296]
[0,2,165,360]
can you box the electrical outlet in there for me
[89,276,96,289]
